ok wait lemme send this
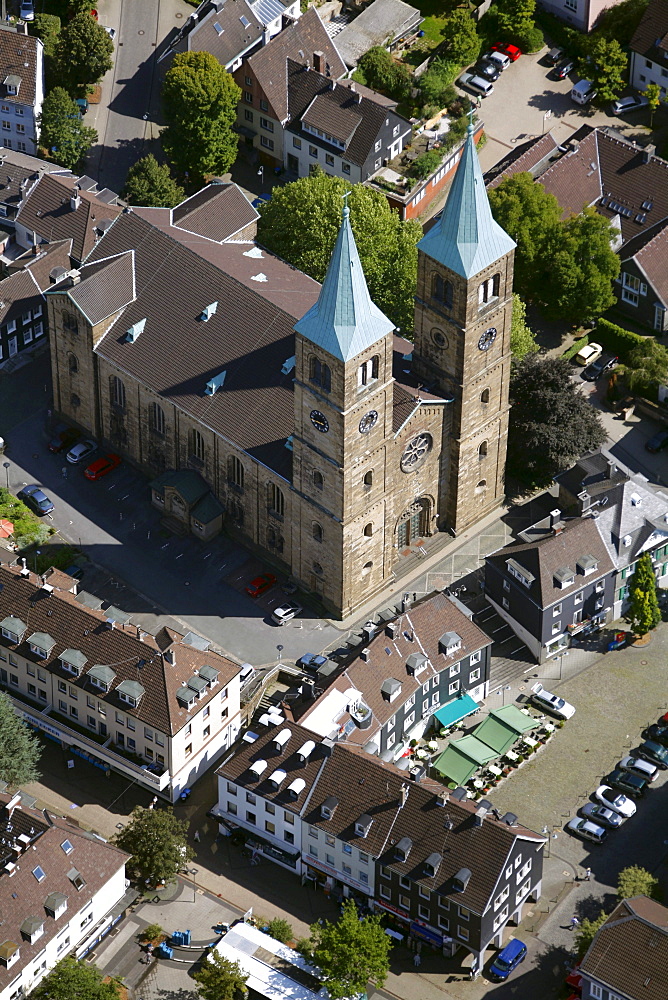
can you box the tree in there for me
[496,0,536,38]
[617,865,660,900]
[510,294,538,360]
[38,87,97,169]
[68,0,97,15]
[308,900,392,1000]
[596,0,648,46]
[644,82,662,126]
[356,46,411,101]
[0,691,41,786]
[29,13,61,60]
[123,154,185,207]
[578,37,628,103]
[114,806,193,885]
[29,957,121,1000]
[443,10,480,66]
[54,13,113,94]
[193,951,248,1000]
[419,58,459,110]
[543,208,619,324]
[627,553,661,635]
[257,172,422,333]
[623,339,668,394]
[574,911,608,958]
[162,51,241,183]
[489,173,562,301]
[267,918,294,944]
[507,354,606,489]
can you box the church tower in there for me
[413,121,516,533]
[291,202,396,617]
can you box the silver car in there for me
[271,602,303,626]
[566,817,606,844]
[619,755,658,782]
[580,802,623,829]
[66,439,97,464]
[531,684,576,720]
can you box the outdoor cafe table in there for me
[523,736,539,749]
[505,750,519,762]
[487,764,503,777]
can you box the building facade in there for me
[0,26,43,156]
[536,0,623,33]
[629,0,668,98]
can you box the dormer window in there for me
[381,678,402,702]
[439,631,462,656]
[176,687,196,710]
[87,664,116,693]
[506,560,534,588]
[44,892,68,919]
[117,680,145,708]
[0,616,26,644]
[0,940,19,968]
[60,649,86,676]
[3,75,21,96]
[553,566,575,589]
[394,837,412,862]
[320,796,338,820]
[198,664,219,688]
[20,917,43,944]
[26,631,55,660]
[67,867,86,891]
[355,814,373,838]
[577,554,598,576]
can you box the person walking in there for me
[584,867,592,881]
[570,915,580,930]
[413,952,421,967]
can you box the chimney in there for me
[6,792,21,819]
[400,782,409,807]
[164,649,175,666]
[643,143,656,163]
[356,91,362,103]
[69,269,81,286]
[349,82,355,93]
[549,509,561,527]
[607,459,617,479]
[360,648,370,661]
[313,50,323,73]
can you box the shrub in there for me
[514,25,545,52]
[357,46,412,101]
[562,335,589,360]
[595,318,645,360]
[141,923,164,942]
[419,59,460,108]
[410,149,443,179]
[267,918,294,944]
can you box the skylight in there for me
[240,14,250,26]
[32,866,46,882]
[61,840,73,855]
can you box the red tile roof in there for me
[630,0,668,61]
[581,895,668,1000]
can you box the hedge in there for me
[594,318,645,361]
[563,335,589,361]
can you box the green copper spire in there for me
[417,122,516,278]
[294,200,394,362]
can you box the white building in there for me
[214,921,324,1000]
[629,0,668,98]
[0,25,44,156]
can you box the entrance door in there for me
[8,336,17,357]
[397,501,428,547]
[287,154,299,173]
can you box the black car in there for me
[645,429,668,453]
[17,484,54,516]
[643,724,668,747]
[553,58,575,79]
[547,46,564,64]
[476,60,500,82]
[634,740,668,769]
[582,352,618,381]
[607,767,647,799]
[48,424,80,453]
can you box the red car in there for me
[84,453,121,480]
[492,42,521,61]
[245,573,277,598]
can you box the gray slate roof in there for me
[335,0,422,69]
[185,0,264,68]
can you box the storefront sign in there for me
[373,899,411,922]
[304,857,371,895]
[410,920,443,947]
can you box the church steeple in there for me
[417,121,516,279]
[294,200,394,362]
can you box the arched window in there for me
[313,470,324,490]
[63,311,78,334]
[190,429,205,461]
[363,523,373,537]
[476,479,487,493]
[150,402,165,435]
[432,274,453,308]
[313,561,323,576]
[478,441,488,459]
[362,561,373,576]
[363,470,373,487]
[492,272,500,297]
[321,363,331,392]
[312,522,323,543]
[67,352,78,374]
[267,483,285,517]
[111,375,125,409]
[228,455,244,488]
[480,388,490,404]
[358,355,379,387]
[478,273,501,306]
[309,356,331,392]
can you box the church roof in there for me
[418,123,516,279]
[294,203,394,362]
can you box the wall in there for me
[630,50,668,96]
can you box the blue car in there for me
[297,653,328,674]
[489,939,527,982]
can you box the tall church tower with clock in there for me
[413,121,517,533]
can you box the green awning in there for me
[434,693,478,729]
[473,706,539,756]
[490,704,539,734]
[432,736,496,785]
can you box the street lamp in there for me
[277,644,283,661]
[559,649,570,680]
[34,549,41,574]
[257,165,264,191]
[502,684,511,706]
[2,461,8,490]
[189,867,198,902]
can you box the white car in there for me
[619,755,658,782]
[271,601,303,626]
[594,785,636,818]
[19,0,35,20]
[574,342,603,366]
[66,439,97,464]
[612,94,649,115]
[101,25,116,41]
[531,684,576,720]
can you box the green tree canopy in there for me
[68,0,98,15]
[578,36,628,103]
[419,58,459,110]
[644,82,663,125]
[0,691,41,786]
[193,951,248,1000]
[123,154,185,207]
[574,911,607,958]
[496,0,536,38]
[29,13,61,60]
[356,46,411,101]
[543,208,619,324]
[442,10,481,66]
[627,554,661,635]
[507,354,606,489]
[257,171,422,333]
[38,87,97,169]
[510,294,538,361]
[617,865,660,900]
[596,0,648,46]
[309,900,392,1000]
[114,806,193,885]
[489,172,562,301]
[54,13,114,93]
[162,51,241,183]
[623,339,668,394]
[29,957,121,1000]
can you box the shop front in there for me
[301,857,372,907]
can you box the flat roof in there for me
[214,922,323,1000]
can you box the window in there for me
[260,136,274,150]
[478,441,488,459]
[589,987,602,1000]
[312,522,323,542]
[309,845,318,857]
[267,483,284,517]
[16,123,24,135]
[363,470,373,487]
[1,121,9,131]
[553,603,562,617]
[265,820,276,834]
[419,886,431,899]
[438,915,449,930]
[358,355,379,387]
[244,91,252,103]
[244,109,254,122]
[325,153,334,166]
[245,75,252,86]
[342,162,351,174]
[470,668,480,683]
[478,273,500,305]
[458,927,469,942]
[111,375,126,409]
[260,99,268,111]
[552,621,561,635]
[449,679,460,695]
[313,470,323,489]
[363,523,373,537]
[284,830,294,844]
[379,884,391,899]
[432,273,453,307]
[309,145,318,158]
[309,356,331,391]
[342,843,352,855]
[418,904,430,919]
[470,650,481,665]
[246,811,256,825]
[228,456,244,489]
[399,895,410,910]
[67,351,78,373]
[293,137,302,149]
[260,117,274,132]
[185,743,192,756]
[150,402,165,435]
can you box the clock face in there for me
[478,327,497,352]
[310,410,329,433]
[359,410,378,434]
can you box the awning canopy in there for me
[434,693,478,729]
[473,705,539,756]
[432,736,496,785]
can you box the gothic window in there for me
[313,470,324,490]
[432,273,453,308]
[476,480,487,493]
[358,355,379,387]
[364,523,373,537]
[478,273,501,306]
[190,429,205,461]
[67,352,78,373]
[309,356,331,392]
[63,311,78,334]
[478,441,488,459]
[363,470,373,487]
[312,522,323,543]
[480,388,490,404]
[228,455,244,489]
[362,561,373,576]
[111,375,126,409]
[150,402,165,435]
[492,273,500,297]
[267,483,284,517]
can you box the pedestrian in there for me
[584,867,591,882]
[413,952,421,967]
[570,916,580,930]
[194,829,200,843]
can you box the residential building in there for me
[0,564,242,801]
[287,590,492,757]
[0,791,131,1000]
[0,25,43,156]
[536,0,623,33]
[629,0,668,98]
[215,722,545,968]
[234,7,346,167]
[334,0,423,70]
[0,268,45,368]
[578,895,668,1000]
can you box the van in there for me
[460,72,494,98]
[571,79,597,105]
[488,939,528,982]
[486,49,510,70]
[239,663,256,688]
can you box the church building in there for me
[47,127,515,619]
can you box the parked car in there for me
[618,755,658,782]
[547,46,564,64]
[645,428,668,453]
[239,662,256,687]
[642,724,668,746]
[483,49,511,71]
[634,740,668,769]
[459,72,494,98]
[297,653,328,674]
[271,601,303,626]
[488,939,527,982]
[245,573,277,598]
[581,352,618,381]
[17,484,54,516]
[531,684,576,720]
[566,817,607,844]
[612,94,649,115]
[594,785,637,817]
[607,768,648,798]
[491,42,521,61]
[66,439,97,464]
[574,342,603,366]
[48,424,81,453]
[19,0,35,20]
[553,58,575,80]
[476,60,500,82]
[84,453,121,480]
[571,79,597,105]
[580,802,623,828]
[101,25,116,40]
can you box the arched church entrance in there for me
[396,498,430,548]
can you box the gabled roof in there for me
[0,29,41,108]
[185,0,264,68]
[294,202,394,362]
[52,251,136,326]
[419,124,516,279]
[16,239,73,291]
[629,0,668,62]
[0,268,43,327]
[171,183,259,242]
[485,132,560,190]
[622,218,668,307]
